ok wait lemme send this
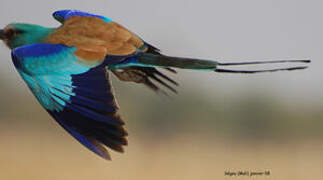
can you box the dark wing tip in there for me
[88,138,112,160]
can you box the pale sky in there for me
[0,0,321,105]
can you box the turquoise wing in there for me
[12,43,127,160]
[52,10,112,23]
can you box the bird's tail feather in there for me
[134,53,311,73]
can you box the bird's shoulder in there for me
[44,16,144,60]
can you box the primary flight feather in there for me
[0,10,310,160]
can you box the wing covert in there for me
[53,10,112,23]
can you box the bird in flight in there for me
[0,10,310,160]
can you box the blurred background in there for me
[0,0,322,179]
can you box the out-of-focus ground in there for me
[1,76,323,179]
[1,0,323,179]
[1,129,323,180]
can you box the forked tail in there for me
[106,53,310,95]
[108,53,310,74]
[134,53,311,73]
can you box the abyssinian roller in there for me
[0,10,310,160]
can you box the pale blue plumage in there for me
[7,24,54,49]
[12,44,91,111]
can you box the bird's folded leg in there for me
[111,68,147,83]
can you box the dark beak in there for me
[0,29,4,40]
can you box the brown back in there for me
[45,16,145,61]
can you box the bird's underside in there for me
[112,67,178,94]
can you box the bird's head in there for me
[0,23,54,49]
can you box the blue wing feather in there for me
[53,10,112,23]
[48,110,111,160]
[12,43,127,159]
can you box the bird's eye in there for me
[5,29,16,39]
